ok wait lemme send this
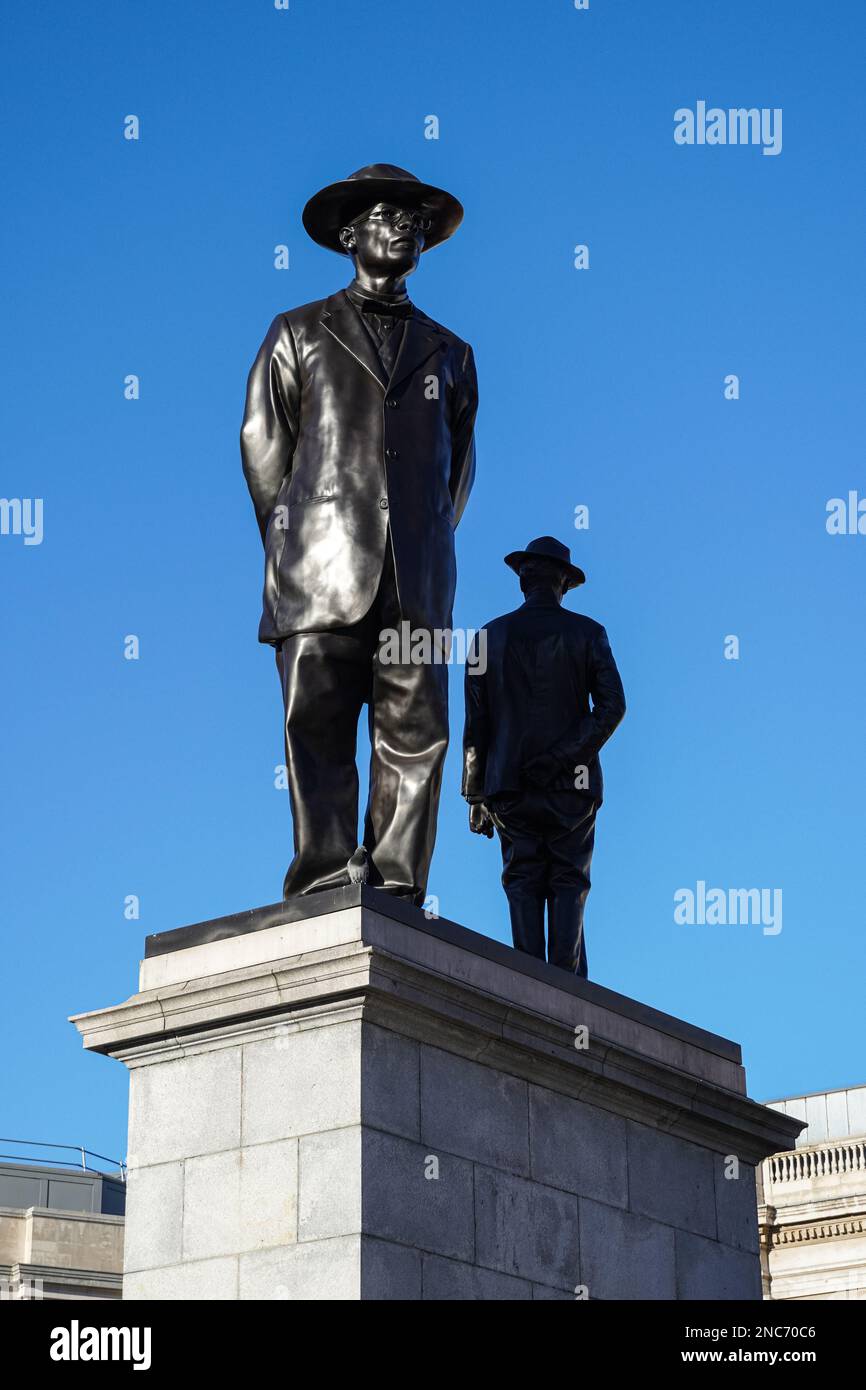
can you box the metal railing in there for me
[0,1138,126,1181]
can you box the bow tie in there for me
[357,297,413,320]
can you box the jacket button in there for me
[379,497,389,510]
[385,448,399,459]
[386,398,399,408]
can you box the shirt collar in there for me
[345,280,413,315]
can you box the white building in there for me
[759,1084,866,1300]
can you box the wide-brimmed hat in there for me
[504,536,586,589]
[302,163,464,256]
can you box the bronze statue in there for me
[241,165,478,904]
[462,537,625,976]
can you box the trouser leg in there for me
[490,796,547,961]
[363,550,449,904]
[546,798,596,977]
[278,629,371,898]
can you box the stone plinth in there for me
[70,887,801,1301]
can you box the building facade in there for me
[759,1084,866,1300]
[0,1161,125,1301]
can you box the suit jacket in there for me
[240,289,478,644]
[462,592,626,806]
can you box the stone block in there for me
[125,1256,238,1301]
[361,1023,420,1140]
[299,1128,362,1241]
[237,1140,300,1253]
[627,1120,717,1238]
[362,1129,475,1261]
[183,1139,298,1260]
[361,1236,423,1300]
[675,1229,762,1300]
[422,1254,533,1300]
[123,1162,183,1272]
[529,1084,628,1207]
[579,1196,676,1300]
[128,1047,241,1167]
[420,1045,529,1175]
[239,1236,359,1300]
[241,1020,361,1145]
[713,1155,759,1254]
[182,1153,241,1261]
[474,1165,579,1289]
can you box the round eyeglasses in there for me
[354,204,433,234]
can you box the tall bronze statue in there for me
[241,165,478,904]
[462,538,625,977]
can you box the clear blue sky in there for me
[2,0,864,1164]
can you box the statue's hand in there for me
[469,803,494,838]
[523,751,560,787]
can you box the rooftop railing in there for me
[0,1138,126,1180]
[766,1138,866,1186]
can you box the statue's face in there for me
[339,202,429,276]
[519,558,568,600]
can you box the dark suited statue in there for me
[241,165,478,904]
[462,538,625,976]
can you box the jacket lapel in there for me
[320,292,388,390]
[389,313,446,389]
